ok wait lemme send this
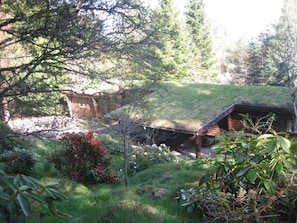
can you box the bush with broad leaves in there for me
[48,132,118,184]
[0,170,70,223]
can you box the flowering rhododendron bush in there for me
[129,144,177,174]
[48,132,118,184]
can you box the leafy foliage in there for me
[0,121,33,153]
[47,132,117,184]
[96,134,123,155]
[203,129,295,194]
[0,148,39,175]
[177,129,297,222]
[0,170,69,223]
[129,144,176,174]
[0,121,39,175]
[0,121,16,152]
[0,0,156,120]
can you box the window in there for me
[79,99,88,108]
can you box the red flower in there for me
[85,132,93,140]
[99,148,106,156]
[96,165,103,175]
[80,160,85,165]
[111,179,116,184]
[90,140,102,146]
[72,140,80,146]
[96,164,103,170]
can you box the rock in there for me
[152,188,170,199]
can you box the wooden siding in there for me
[64,91,121,120]
[202,104,294,137]
[205,124,221,136]
[230,105,293,133]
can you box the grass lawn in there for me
[26,140,203,223]
[113,82,291,133]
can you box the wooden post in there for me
[195,134,202,158]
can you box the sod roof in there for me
[112,82,292,134]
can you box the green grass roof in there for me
[114,82,292,133]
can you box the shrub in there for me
[0,169,69,223]
[48,132,117,184]
[0,121,30,153]
[177,129,297,222]
[0,121,14,152]
[0,147,39,175]
[129,144,176,174]
[199,129,296,194]
[96,134,123,154]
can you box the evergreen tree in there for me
[149,0,191,80]
[185,0,214,80]
[220,40,249,84]
[245,0,297,87]
[246,31,275,85]
[0,0,154,121]
[228,0,297,87]
[269,0,297,121]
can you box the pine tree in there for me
[185,0,214,80]
[263,0,297,123]
[149,0,191,80]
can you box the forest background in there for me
[0,0,297,122]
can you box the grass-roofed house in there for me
[109,82,295,158]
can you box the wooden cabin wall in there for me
[228,108,292,133]
[206,124,221,136]
[65,93,122,120]
[66,95,98,120]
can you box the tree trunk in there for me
[122,122,130,188]
[195,134,202,158]
[289,87,297,129]
[1,97,10,123]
